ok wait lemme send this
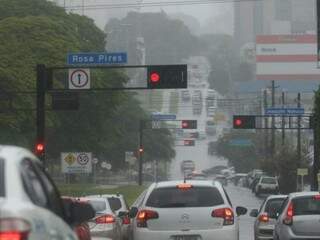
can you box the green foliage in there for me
[0,0,175,170]
[215,130,259,172]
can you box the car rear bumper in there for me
[134,227,238,240]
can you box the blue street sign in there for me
[67,52,127,65]
[229,139,253,146]
[151,114,177,120]
[265,107,304,115]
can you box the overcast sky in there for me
[58,0,233,34]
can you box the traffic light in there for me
[147,65,187,89]
[181,120,197,129]
[139,148,144,154]
[184,140,195,146]
[233,116,256,129]
[34,142,45,157]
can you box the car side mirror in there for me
[129,207,139,218]
[236,206,248,216]
[249,209,259,217]
[65,201,95,226]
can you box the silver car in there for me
[250,195,287,240]
[82,196,122,240]
[274,192,320,240]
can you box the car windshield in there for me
[293,197,320,215]
[261,178,276,184]
[264,198,286,218]
[146,186,224,208]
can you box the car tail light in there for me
[212,208,234,225]
[258,213,269,223]
[177,183,193,190]
[314,195,320,200]
[136,210,159,228]
[122,216,130,225]
[95,214,115,224]
[0,218,30,240]
[283,202,293,225]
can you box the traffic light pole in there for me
[36,64,46,166]
[138,120,144,186]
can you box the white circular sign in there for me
[69,69,90,89]
[101,161,107,168]
[77,153,89,165]
[106,163,112,170]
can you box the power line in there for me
[64,0,262,10]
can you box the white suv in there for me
[0,145,94,240]
[129,180,247,240]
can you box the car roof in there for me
[265,195,287,200]
[289,191,320,198]
[153,180,221,189]
[88,194,124,199]
[0,145,38,163]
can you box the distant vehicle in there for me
[206,120,216,135]
[185,171,208,180]
[207,106,216,117]
[255,176,279,196]
[233,173,248,186]
[128,180,247,240]
[181,90,190,101]
[250,195,287,240]
[274,192,320,240]
[248,169,264,187]
[0,145,94,240]
[180,160,196,173]
[83,196,123,240]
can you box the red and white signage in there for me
[256,35,320,81]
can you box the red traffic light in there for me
[35,142,45,155]
[234,119,243,127]
[233,116,256,129]
[150,72,160,83]
[181,120,197,129]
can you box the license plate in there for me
[172,235,200,240]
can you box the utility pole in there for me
[138,120,144,186]
[36,64,47,166]
[271,80,276,156]
[297,93,301,169]
[264,90,269,157]
[282,91,286,145]
[313,116,320,190]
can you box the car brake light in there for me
[283,202,293,225]
[0,218,30,240]
[95,214,115,224]
[314,195,320,200]
[177,183,193,189]
[122,216,130,225]
[136,210,159,228]
[258,213,269,223]
[212,208,234,225]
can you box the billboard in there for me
[256,35,320,81]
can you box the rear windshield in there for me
[265,198,286,218]
[88,200,106,213]
[146,187,224,208]
[108,197,122,212]
[293,197,320,215]
[261,178,277,184]
[0,158,4,197]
